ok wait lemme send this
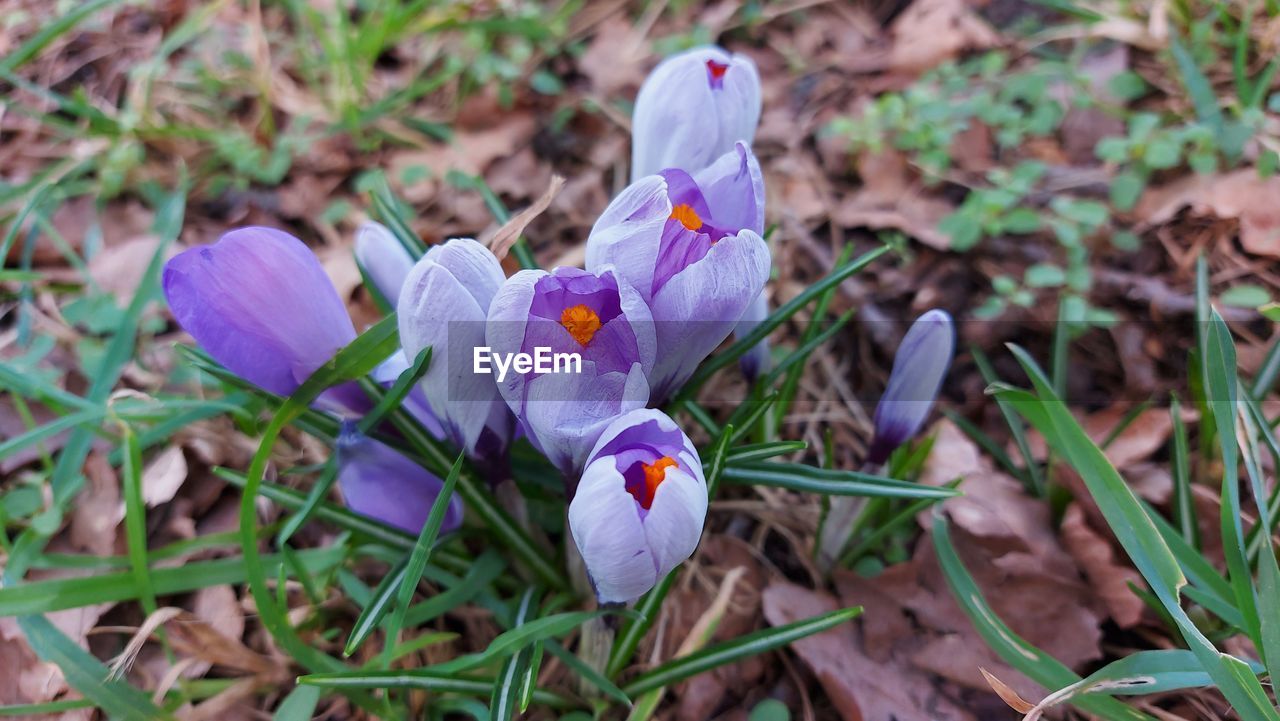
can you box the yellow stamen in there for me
[560,304,602,347]
[670,204,703,231]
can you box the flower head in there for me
[568,409,707,603]
[336,424,463,534]
[398,238,515,460]
[162,226,364,412]
[587,143,769,402]
[487,267,655,476]
[355,221,415,308]
[631,46,761,181]
[868,310,955,464]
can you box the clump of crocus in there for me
[398,238,515,462]
[866,309,955,465]
[487,266,655,476]
[568,409,706,604]
[336,423,463,535]
[587,143,769,402]
[631,46,761,182]
[162,226,459,532]
[354,221,416,308]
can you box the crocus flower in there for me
[336,424,463,534]
[399,238,515,460]
[355,221,415,308]
[568,409,706,604]
[162,226,366,414]
[587,143,769,402]
[867,309,955,464]
[487,267,655,476]
[631,46,761,182]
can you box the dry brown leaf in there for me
[1060,504,1145,628]
[142,445,187,508]
[834,151,953,250]
[980,667,1036,713]
[388,113,538,204]
[1136,170,1280,259]
[71,452,124,556]
[886,0,1001,73]
[89,235,172,303]
[166,612,276,676]
[1023,406,1172,470]
[484,175,565,260]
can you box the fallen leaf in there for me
[1060,504,1145,628]
[142,446,187,508]
[886,0,1001,74]
[483,175,564,260]
[980,667,1035,714]
[71,452,123,556]
[1136,170,1280,259]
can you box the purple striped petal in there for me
[868,309,955,464]
[631,46,761,181]
[162,226,355,396]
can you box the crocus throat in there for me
[670,204,703,231]
[706,59,728,89]
[627,456,677,510]
[560,304,602,346]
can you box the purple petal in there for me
[693,142,765,237]
[398,238,513,458]
[647,229,770,403]
[355,221,415,307]
[585,175,671,300]
[631,46,762,181]
[162,226,355,396]
[336,426,463,534]
[869,309,955,464]
[734,289,772,380]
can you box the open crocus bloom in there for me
[587,143,769,402]
[162,226,368,414]
[487,267,655,476]
[568,409,707,604]
[631,46,761,181]
[868,309,955,464]
[399,238,515,461]
[355,221,415,308]
[336,424,463,535]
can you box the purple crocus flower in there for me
[867,309,955,464]
[398,238,515,461]
[336,424,463,534]
[486,267,655,476]
[587,143,769,402]
[355,221,415,308]
[631,46,761,182]
[568,409,707,604]
[162,226,367,414]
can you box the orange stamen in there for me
[560,304,602,347]
[637,456,677,509]
[670,204,703,231]
[706,59,728,80]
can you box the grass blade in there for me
[721,462,958,500]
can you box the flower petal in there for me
[647,229,770,402]
[162,226,355,396]
[585,175,671,301]
[869,309,955,463]
[336,426,463,534]
[693,142,765,236]
[568,457,656,604]
[355,221,415,307]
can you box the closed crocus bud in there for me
[487,267,656,476]
[162,226,365,414]
[336,424,463,534]
[399,238,515,460]
[631,46,761,181]
[355,221,415,308]
[568,409,707,604]
[587,143,769,403]
[867,310,955,465]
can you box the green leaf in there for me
[1169,35,1225,139]
[940,212,983,250]
[1108,71,1149,101]
[297,672,576,709]
[272,685,322,721]
[721,462,959,500]
[1110,171,1145,211]
[344,557,411,656]
[1220,284,1271,308]
[356,346,432,433]
[491,589,539,720]
[1025,263,1066,288]
[1142,135,1182,169]
[932,515,1155,720]
[621,607,862,697]
[427,609,631,675]
[383,452,465,654]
